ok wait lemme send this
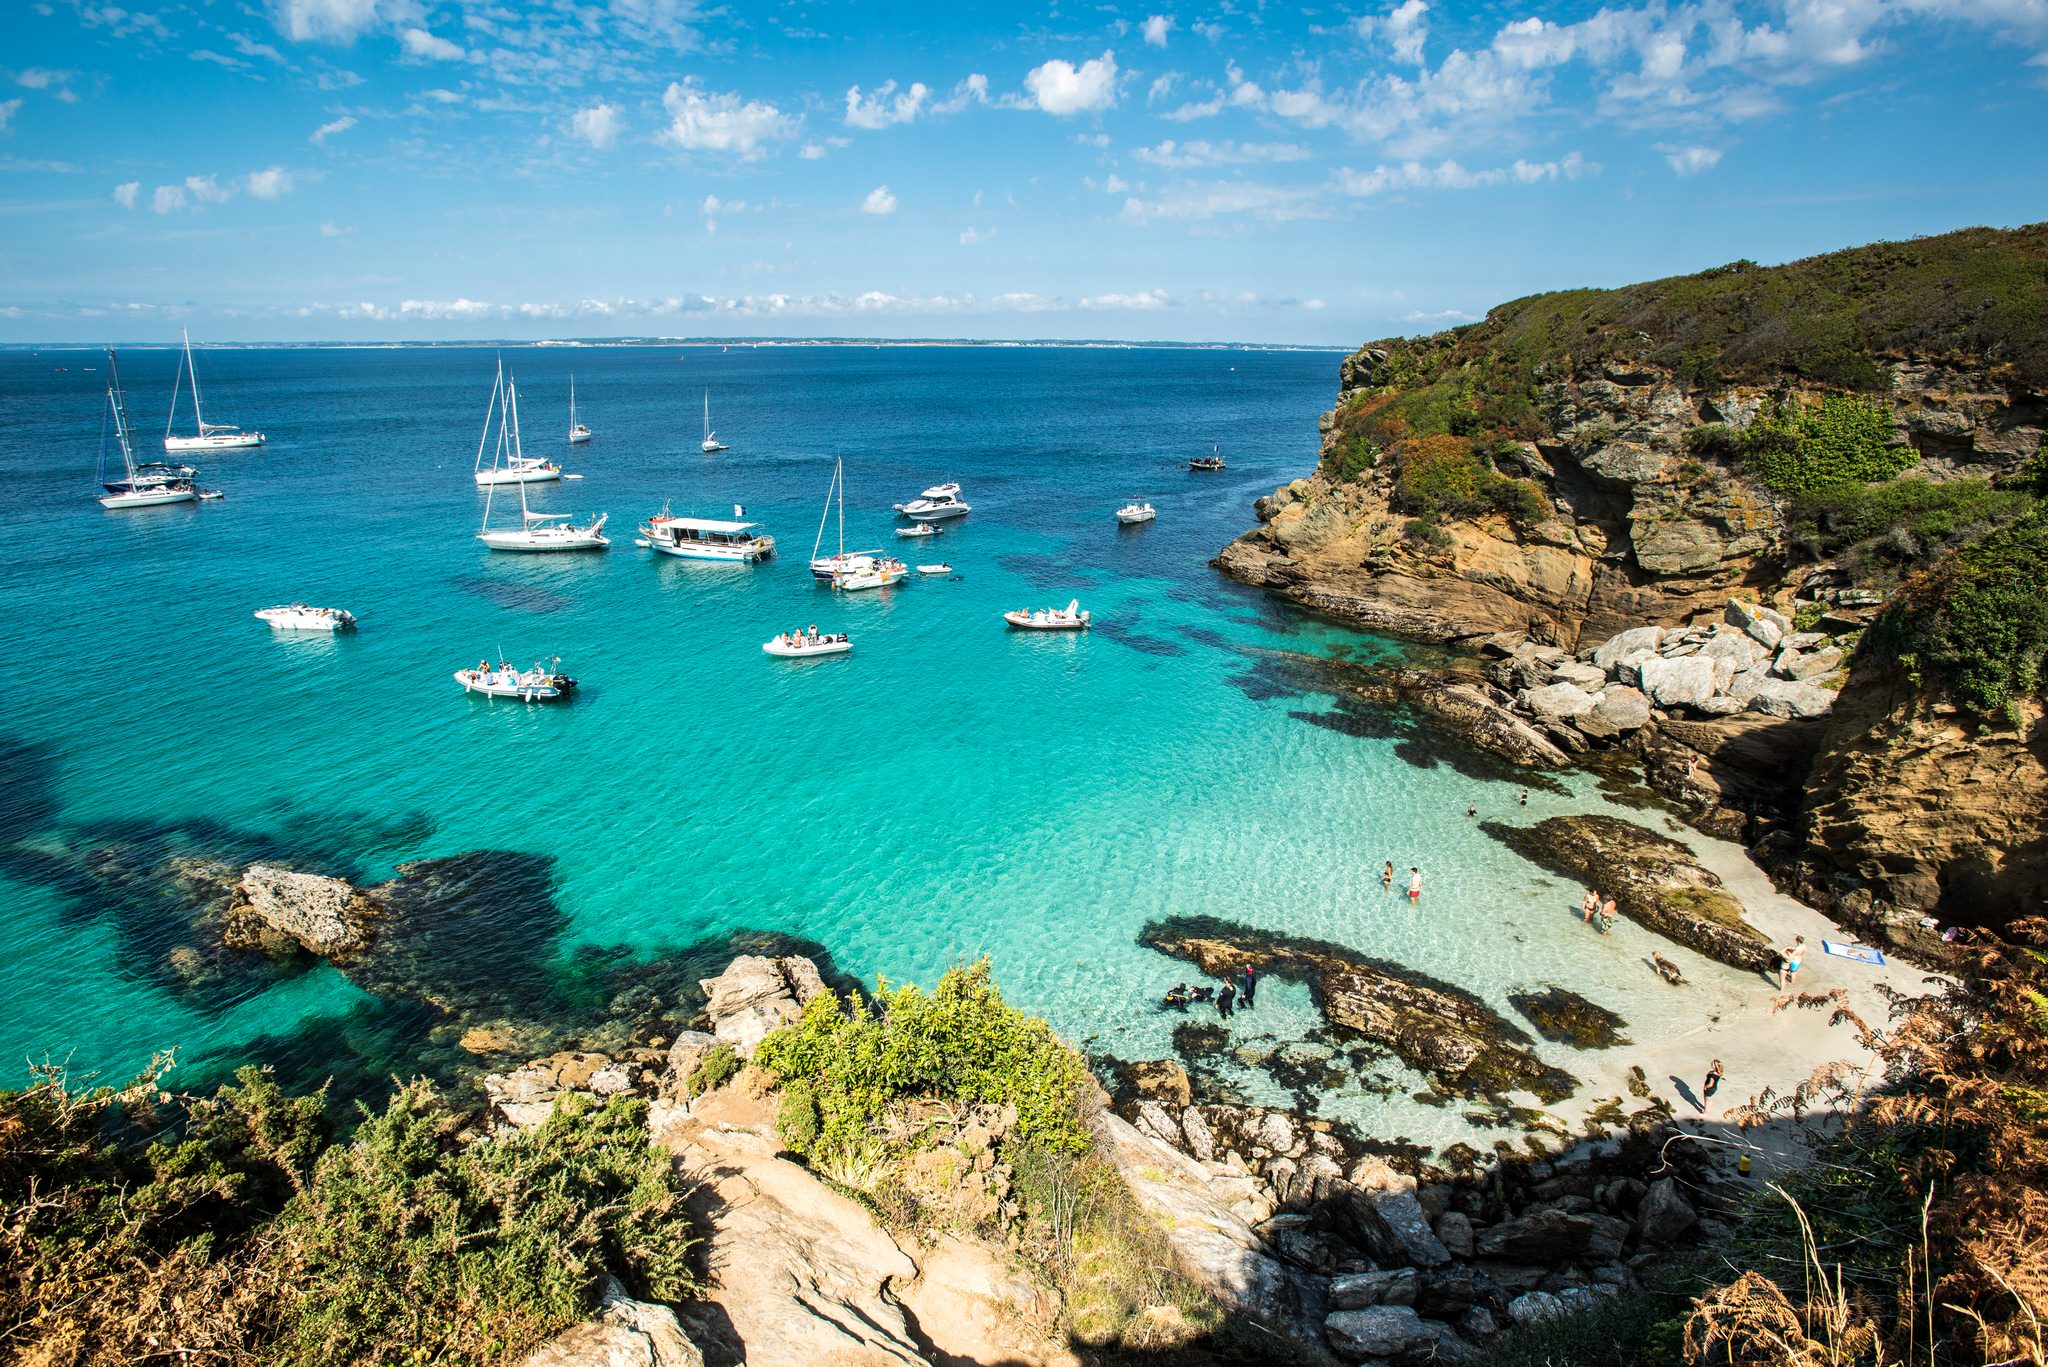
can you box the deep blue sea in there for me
[0,343,1736,1144]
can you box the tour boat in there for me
[164,329,264,452]
[1005,600,1090,630]
[97,351,200,508]
[763,629,852,659]
[255,604,357,631]
[893,482,971,520]
[916,563,952,575]
[1189,447,1226,471]
[641,507,774,562]
[1116,500,1157,524]
[896,522,941,538]
[701,392,727,453]
[568,375,591,444]
[476,366,608,551]
[454,658,577,702]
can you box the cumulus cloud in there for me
[1023,50,1119,115]
[184,172,234,203]
[862,184,898,214]
[959,226,996,244]
[152,184,188,214]
[0,98,19,134]
[271,0,383,43]
[399,27,468,61]
[571,101,621,148]
[660,79,799,157]
[1359,0,1431,64]
[1142,14,1175,47]
[1131,138,1311,168]
[112,180,139,209]
[1080,289,1172,310]
[932,73,992,114]
[245,166,294,198]
[1666,144,1723,174]
[311,115,357,145]
[845,79,929,129]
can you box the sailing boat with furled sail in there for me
[164,329,264,452]
[476,362,608,552]
[100,350,202,508]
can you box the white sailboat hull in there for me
[476,463,562,486]
[478,526,610,552]
[100,485,196,509]
[165,431,264,452]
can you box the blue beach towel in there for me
[1822,940,1885,966]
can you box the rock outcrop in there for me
[697,955,826,1057]
[225,864,379,956]
[1484,815,1776,972]
[1139,915,1577,1102]
[520,1278,705,1367]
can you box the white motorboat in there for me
[567,375,592,444]
[763,628,852,659]
[97,351,200,509]
[893,482,971,520]
[1189,447,1226,471]
[641,507,774,562]
[255,604,356,631]
[454,658,577,702]
[833,559,907,591]
[916,563,952,575]
[476,457,562,485]
[896,522,941,538]
[700,392,727,453]
[1004,599,1090,630]
[164,329,264,452]
[1116,500,1156,524]
[476,365,608,552]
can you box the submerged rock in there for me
[1482,816,1775,972]
[1507,987,1630,1050]
[1139,915,1576,1103]
[226,864,379,956]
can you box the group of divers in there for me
[1162,962,1261,1018]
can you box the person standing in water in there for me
[1217,980,1236,1019]
[1240,964,1258,1008]
[1582,889,1600,922]
[1382,861,1394,888]
[1407,867,1423,901]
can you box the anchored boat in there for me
[97,351,203,508]
[1004,600,1090,630]
[164,328,264,452]
[475,364,608,551]
[255,604,356,631]
[454,658,577,702]
[763,628,852,659]
[1116,500,1156,524]
[893,481,971,520]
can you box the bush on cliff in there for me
[1392,434,1549,528]
[1786,475,2036,580]
[0,1062,695,1365]
[1690,395,1914,499]
[1867,510,2048,710]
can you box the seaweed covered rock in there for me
[1335,664,1573,768]
[1507,987,1630,1050]
[1138,915,1576,1103]
[1483,816,1775,972]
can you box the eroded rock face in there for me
[520,1278,704,1367]
[698,955,827,1057]
[226,865,379,956]
[1483,816,1775,972]
[1138,915,1576,1103]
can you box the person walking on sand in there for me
[1217,979,1236,1019]
[1778,935,1806,989]
[1407,867,1423,901]
[1382,861,1395,888]
[1703,1059,1724,1102]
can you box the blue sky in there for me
[3,0,2047,344]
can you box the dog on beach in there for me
[1650,952,1686,986]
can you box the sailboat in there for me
[568,375,592,445]
[701,392,728,453]
[99,350,200,509]
[807,457,905,590]
[164,329,264,452]
[476,364,608,552]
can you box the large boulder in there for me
[1577,687,1652,738]
[1637,1178,1698,1246]
[1329,1267,1420,1310]
[1777,647,1845,682]
[227,865,377,957]
[1637,656,1719,708]
[1548,660,1610,691]
[1748,679,1836,719]
[1130,1058,1193,1109]
[1475,1208,1631,1263]
[1325,1304,1463,1363]
[1699,633,1765,671]
[483,1052,625,1129]
[1339,1184,1454,1269]
[1506,1290,1567,1328]
[698,955,827,1057]
[521,1279,704,1367]
[1521,682,1599,724]
[1592,626,1663,670]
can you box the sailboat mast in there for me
[475,361,504,475]
[165,341,183,438]
[837,457,845,558]
[107,350,137,478]
[703,391,710,441]
[809,458,836,562]
[183,329,206,433]
[509,377,532,524]
[569,374,576,434]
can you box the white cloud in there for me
[311,115,357,145]
[1511,151,1597,181]
[245,166,294,198]
[799,142,828,159]
[319,220,351,236]
[571,101,621,149]
[1666,144,1723,175]
[271,0,383,43]
[660,79,799,157]
[15,68,73,90]
[959,226,996,244]
[1358,0,1431,65]
[1336,159,1503,195]
[399,27,468,61]
[1119,180,1328,223]
[862,184,897,214]
[1023,50,1119,115]
[152,184,188,214]
[845,79,930,129]
[1132,138,1312,168]
[932,73,991,114]
[112,180,139,209]
[185,173,234,204]
[1080,289,1172,310]
[0,99,19,134]
[1142,14,1175,47]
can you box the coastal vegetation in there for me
[1867,510,2048,711]
[1687,394,1914,499]
[0,1061,694,1365]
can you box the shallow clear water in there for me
[0,344,1743,1147]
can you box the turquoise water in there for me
[1,344,1720,1146]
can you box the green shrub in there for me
[1392,434,1548,528]
[776,1079,822,1152]
[1327,433,1381,483]
[1740,394,1914,497]
[1787,475,2034,579]
[752,960,1093,1166]
[686,1042,739,1097]
[1869,511,2048,709]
